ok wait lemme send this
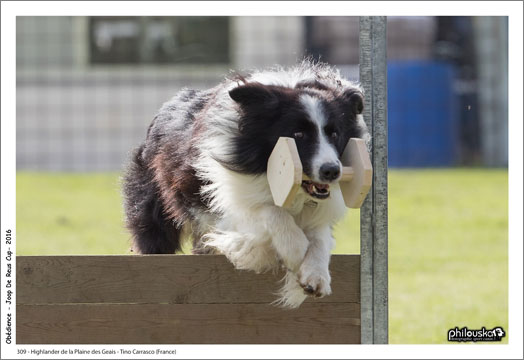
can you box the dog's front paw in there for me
[298,267,332,298]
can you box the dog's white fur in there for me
[192,63,366,308]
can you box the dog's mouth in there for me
[301,180,330,200]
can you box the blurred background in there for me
[16,16,508,170]
[16,16,508,344]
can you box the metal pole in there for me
[359,16,388,344]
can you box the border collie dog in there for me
[123,61,369,308]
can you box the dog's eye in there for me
[294,132,304,139]
[331,131,338,139]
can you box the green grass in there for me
[16,172,130,255]
[334,169,508,344]
[16,169,508,344]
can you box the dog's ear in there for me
[229,82,280,110]
[343,88,364,115]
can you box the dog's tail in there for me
[122,144,182,254]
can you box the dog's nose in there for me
[319,163,340,182]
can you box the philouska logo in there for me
[448,326,505,342]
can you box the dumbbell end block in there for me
[340,138,373,208]
[267,137,303,207]
[268,137,372,208]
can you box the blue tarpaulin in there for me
[387,61,459,167]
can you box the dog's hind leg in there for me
[123,145,182,254]
[192,232,218,254]
[129,195,182,254]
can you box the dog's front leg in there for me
[298,226,335,298]
[259,206,309,272]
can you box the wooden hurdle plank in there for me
[17,303,360,344]
[17,254,361,344]
[17,255,359,304]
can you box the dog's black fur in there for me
[123,64,365,255]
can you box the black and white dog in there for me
[123,61,369,308]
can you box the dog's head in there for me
[228,80,368,201]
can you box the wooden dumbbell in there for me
[267,137,372,208]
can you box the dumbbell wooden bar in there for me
[267,137,373,208]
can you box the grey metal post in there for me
[359,16,388,344]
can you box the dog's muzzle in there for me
[301,180,330,200]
